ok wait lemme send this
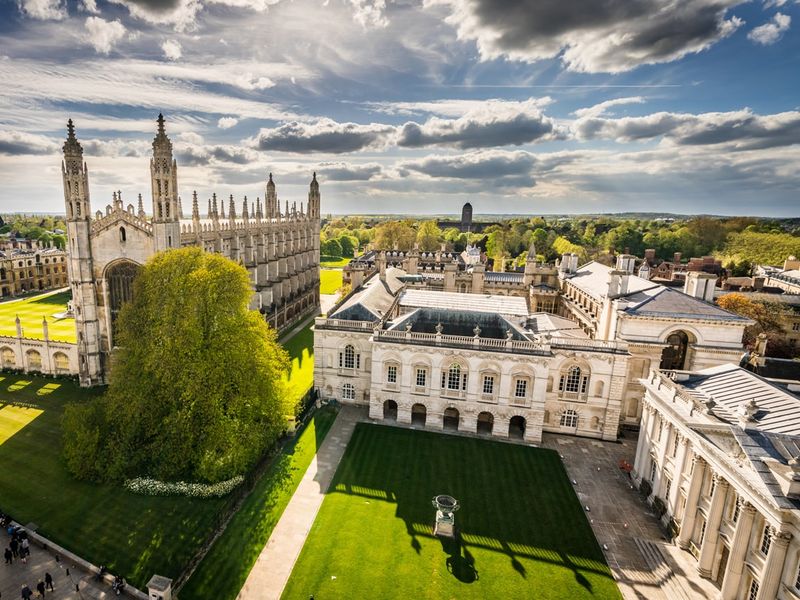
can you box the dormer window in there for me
[119,226,126,243]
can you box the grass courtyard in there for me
[0,375,226,587]
[283,424,621,600]
[0,290,75,342]
[320,269,344,295]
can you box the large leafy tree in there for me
[63,248,290,483]
[717,293,794,357]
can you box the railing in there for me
[373,329,550,356]
[558,390,588,402]
[316,318,375,331]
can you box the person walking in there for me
[20,539,29,555]
[35,581,44,599]
[9,538,18,558]
[20,585,32,600]
[44,573,53,591]
[4,547,12,564]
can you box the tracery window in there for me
[559,366,588,394]
[560,409,578,428]
[441,364,467,391]
[339,345,359,370]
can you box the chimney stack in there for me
[683,271,717,302]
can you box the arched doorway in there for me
[660,330,690,370]
[411,403,426,427]
[477,411,494,435]
[106,260,141,342]
[383,399,398,421]
[443,407,460,431]
[509,415,526,439]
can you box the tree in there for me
[717,293,793,357]
[321,238,343,258]
[416,220,443,252]
[337,235,357,258]
[63,248,290,483]
[373,221,415,251]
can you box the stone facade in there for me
[62,116,320,386]
[0,248,69,297]
[0,317,77,376]
[634,366,800,600]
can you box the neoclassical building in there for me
[62,116,321,385]
[635,364,800,600]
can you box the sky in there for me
[0,0,798,217]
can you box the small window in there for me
[387,365,397,384]
[340,345,357,370]
[482,375,494,395]
[443,364,464,391]
[794,562,800,590]
[342,383,355,401]
[415,368,427,388]
[119,226,126,242]
[760,526,772,555]
[649,460,657,482]
[709,476,717,499]
[664,477,672,501]
[514,378,528,398]
[698,519,706,545]
[560,409,578,428]
[732,498,741,523]
[748,579,759,600]
[671,432,679,457]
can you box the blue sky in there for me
[0,0,798,217]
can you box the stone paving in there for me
[540,430,716,600]
[237,405,366,600]
[0,540,117,599]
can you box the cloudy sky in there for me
[1,0,798,217]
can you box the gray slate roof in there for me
[330,267,405,321]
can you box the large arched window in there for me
[339,344,360,370]
[660,331,690,370]
[442,363,467,392]
[559,366,589,396]
[106,260,141,342]
[560,409,579,428]
[26,349,42,370]
[53,352,70,373]
[1,347,16,368]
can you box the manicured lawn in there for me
[281,322,314,406]
[0,290,75,342]
[0,375,226,588]
[179,406,339,600]
[320,269,343,295]
[320,257,351,268]
[283,425,621,600]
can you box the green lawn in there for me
[0,290,75,342]
[281,323,315,405]
[0,375,226,588]
[320,269,344,295]
[320,257,351,268]
[283,424,621,600]
[179,406,338,600]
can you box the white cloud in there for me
[573,97,646,119]
[108,0,202,32]
[17,0,67,20]
[0,130,59,155]
[217,117,239,129]
[349,0,388,28]
[84,17,127,55]
[428,0,746,73]
[161,39,183,61]
[748,13,791,45]
[251,119,394,153]
[368,97,554,117]
[79,0,99,12]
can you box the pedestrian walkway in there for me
[237,405,365,600]
[0,540,116,599]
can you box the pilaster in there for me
[697,474,729,577]
[756,528,792,600]
[720,500,756,600]
[677,456,706,550]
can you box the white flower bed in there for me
[124,475,244,498]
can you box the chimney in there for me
[569,253,579,274]
[753,333,768,364]
[615,254,636,274]
[673,252,682,264]
[377,251,387,281]
[683,271,717,302]
[607,269,626,298]
[644,248,656,264]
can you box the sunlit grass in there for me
[283,424,621,600]
[320,269,343,295]
[0,404,43,445]
[0,289,75,342]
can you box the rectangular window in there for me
[387,365,397,384]
[709,476,717,499]
[342,384,355,401]
[698,519,706,545]
[514,379,528,398]
[748,579,759,600]
[415,368,426,388]
[671,432,679,457]
[761,526,772,555]
[731,497,741,523]
[664,477,672,502]
[794,564,800,590]
[793,322,800,331]
[649,460,657,483]
[483,375,494,395]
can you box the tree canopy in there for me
[63,248,290,484]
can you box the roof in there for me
[679,364,800,435]
[526,313,588,339]
[484,272,524,283]
[388,308,525,340]
[566,261,657,300]
[620,287,750,323]
[398,289,529,317]
[330,267,405,321]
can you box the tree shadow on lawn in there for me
[318,423,614,591]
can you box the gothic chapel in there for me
[62,115,321,386]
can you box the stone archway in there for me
[477,411,494,435]
[660,330,690,370]
[509,415,526,440]
[411,403,426,427]
[443,407,460,431]
[383,399,398,421]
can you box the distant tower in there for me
[308,172,320,219]
[62,120,103,385]
[265,173,277,219]
[460,202,473,232]
[150,114,181,252]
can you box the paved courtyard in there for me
[541,430,718,600]
[0,540,120,599]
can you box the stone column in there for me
[652,421,672,498]
[720,500,757,600]
[756,528,792,600]
[633,404,651,479]
[668,434,690,515]
[677,456,707,550]
[697,474,729,577]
